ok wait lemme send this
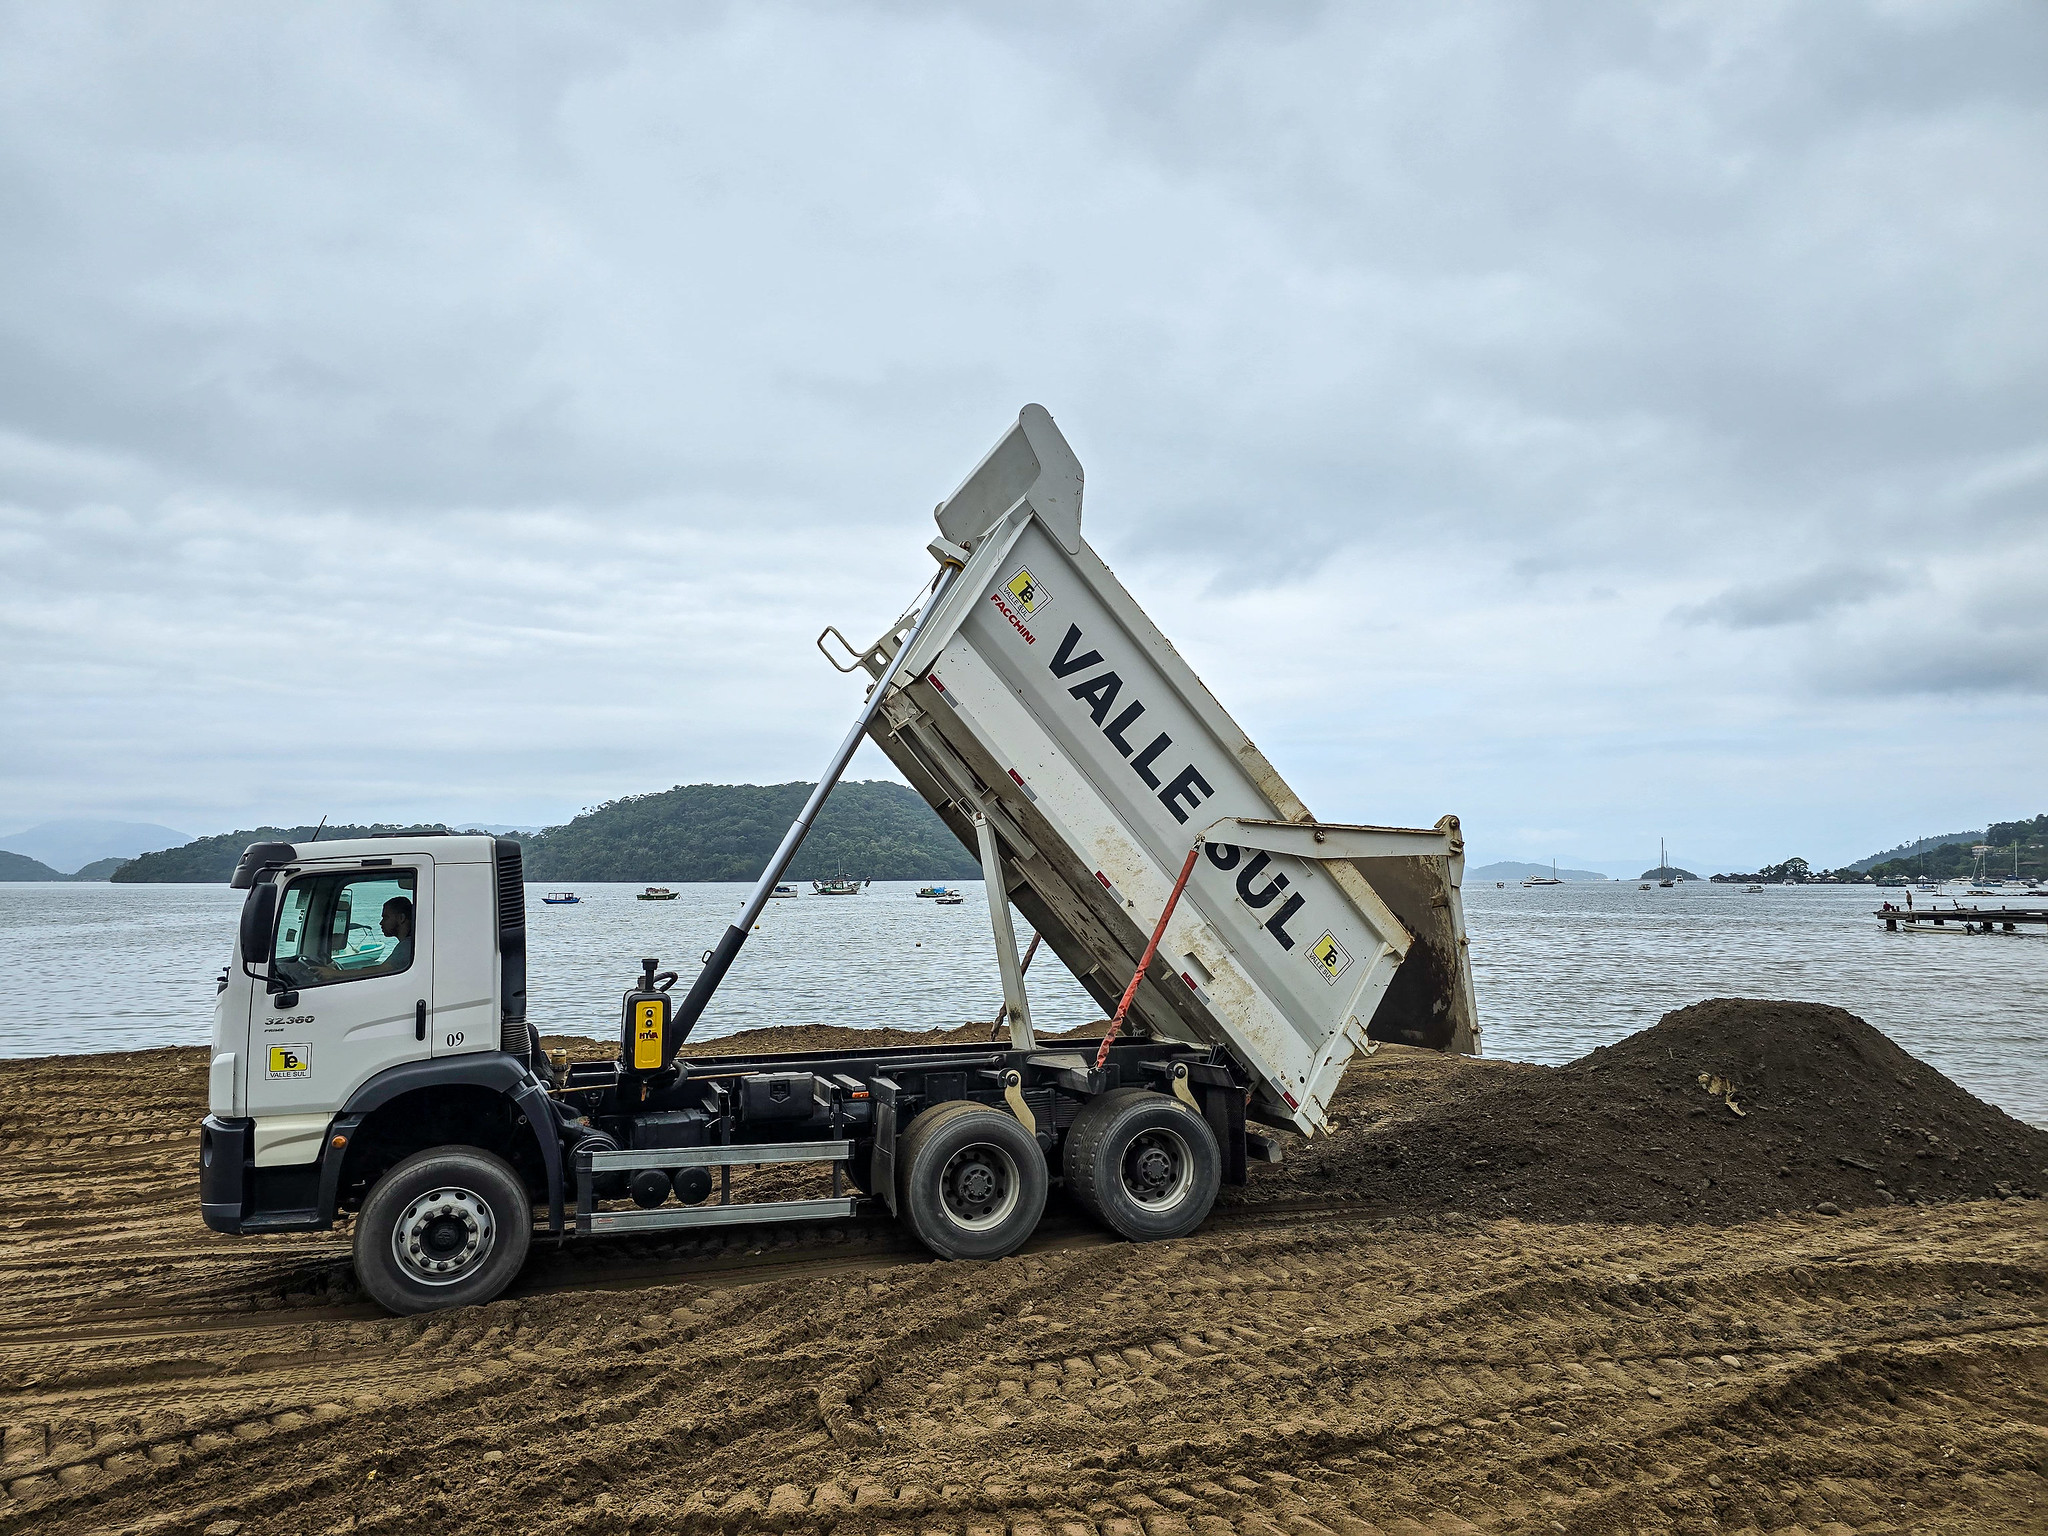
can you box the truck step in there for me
[580,1139,851,1171]
[582,1195,859,1236]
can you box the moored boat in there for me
[636,886,679,901]
[811,878,862,895]
[542,891,580,905]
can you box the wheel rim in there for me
[939,1141,1021,1231]
[1121,1126,1196,1211]
[391,1186,496,1286]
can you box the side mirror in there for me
[239,882,280,964]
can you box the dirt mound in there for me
[1269,997,2048,1222]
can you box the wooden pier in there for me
[1877,903,2048,933]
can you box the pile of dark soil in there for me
[1270,997,2048,1223]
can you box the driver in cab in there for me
[378,897,414,971]
[298,895,413,982]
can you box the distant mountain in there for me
[1638,865,1701,881]
[0,819,189,875]
[67,857,133,880]
[1468,861,1609,883]
[521,781,979,883]
[114,825,461,884]
[0,849,65,881]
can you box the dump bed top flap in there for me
[855,407,1479,1133]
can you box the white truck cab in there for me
[202,834,547,1251]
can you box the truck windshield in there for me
[272,871,417,989]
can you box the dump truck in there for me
[200,405,1478,1313]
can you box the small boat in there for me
[933,894,965,905]
[769,883,799,899]
[1638,883,1651,891]
[812,878,862,895]
[1522,860,1563,888]
[541,891,580,905]
[636,886,679,902]
[1659,880,1675,888]
[1743,885,1763,893]
[916,886,954,899]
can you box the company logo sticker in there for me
[1308,933,1353,985]
[1004,567,1050,617]
[266,1043,312,1079]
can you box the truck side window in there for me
[272,871,418,989]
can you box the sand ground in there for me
[1,1027,2043,1535]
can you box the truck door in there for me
[245,862,435,1146]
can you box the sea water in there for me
[1,879,2041,1126]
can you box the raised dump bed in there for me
[827,405,1479,1132]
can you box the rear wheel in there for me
[896,1101,1047,1260]
[1063,1088,1220,1241]
[354,1146,533,1315]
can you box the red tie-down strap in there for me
[1096,841,1204,1071]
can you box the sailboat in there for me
[1656,838,1677,887]
[1522,860,1563,888]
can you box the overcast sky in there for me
[2,1,2043,874]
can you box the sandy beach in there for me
[2,1002,2043,1535]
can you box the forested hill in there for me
[0,849,65,881]
[520,782,977,883]
[108,784,978,884]
[113,825,463,883]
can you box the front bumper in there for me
[200,1115,253,1233]
[200,1115,328,1234]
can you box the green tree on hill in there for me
[113,825,461,883]
[1866,815,2046,884]
[520,782,977,883]
[107,784,980,885]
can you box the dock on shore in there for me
[1877,903,2048,933]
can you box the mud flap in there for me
[871,1077,900,1216]
[1198,1082,1247,1185]
[509,1077,567,1234]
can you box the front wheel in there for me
[353,1146,533,1315]
[896,1102,1048,1260]
[1063,1088,1221,1241]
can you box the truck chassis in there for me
[204,1003,1261,1313]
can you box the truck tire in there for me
[353,1146,533,1315]
[896,1101,1047,1260]
[1063,1088,1220,1241]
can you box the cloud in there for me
[0,0,2043,873]
[1673,562,1921,630]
